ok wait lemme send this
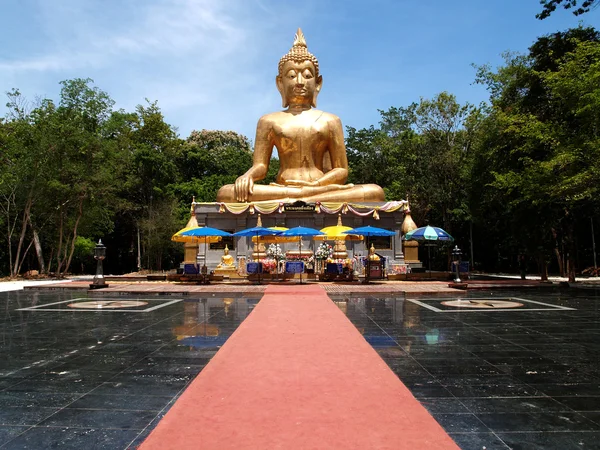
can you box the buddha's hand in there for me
[286,180,355,190]
[285,180,320,187]
[234,174,254,202]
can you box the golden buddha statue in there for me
[368,244,380,261]
[216,29,385,204]
[216,245,235,269]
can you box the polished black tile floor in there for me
[0,290,258,449]
[1,288,600,449]
[335,288,600,450]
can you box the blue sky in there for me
[1,0,598,143]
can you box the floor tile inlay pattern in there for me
[334,289,600,450]
[0,290,257,449]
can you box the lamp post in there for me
[90,239,108,289]
[452,245,462,283]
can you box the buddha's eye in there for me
[286,70,297,79]
[303,70,313,79]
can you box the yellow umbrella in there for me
[313,215,363,241]
[252,226,298,244]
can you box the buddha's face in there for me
[276,60,322,108]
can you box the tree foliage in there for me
[537,0,599,19]
[0,82,262,276]
[1,25,599,278]
[347,92,481,237]
[473,27,600,280]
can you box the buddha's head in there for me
[224,244,229,255]
[277,28,323,108]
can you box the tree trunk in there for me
[1,189,18,276]
[16,240,34,275]
[46,248,54,275]
[551,227,564,277]
[12,196,32,277]
[62,195,85,275]
[55,207,65,275]
[32,230,46,274]
[539,256,549,281]
[566,224,577,283]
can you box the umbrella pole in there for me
[299,237,303,284]
[257,233,262,285]
[365,237,370,284]
[428,245,432,278]
[204,238,208,284]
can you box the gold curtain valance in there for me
[195,200,408,219]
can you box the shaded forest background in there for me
[1,26,599,281]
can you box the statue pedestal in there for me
[190,202,405,271]
[214,267,240,278]
[285,249,314,259]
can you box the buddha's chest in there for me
[271,116,329,154]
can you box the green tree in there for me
[347,93,481,235]
[474,27,600,281]
[174,130,253,203]
[110,100,183,272]
[1,80,124,277]
[537,0,599,19]
[1,90,57,277]
[45,78,118,275]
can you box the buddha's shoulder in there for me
[257,109,342,124]
[258,111,285,123]
[314,110,342,123]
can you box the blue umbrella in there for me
[177,226,232,238]
[233,227,282,284]
[343,225,396,237]
[404,225,453,242]
[233,226,282,238]
[279,226,324,283]
[404,226,453,277]
[175,227,232,278]
[343,226,396,283]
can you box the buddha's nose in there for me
[295,74,305,85]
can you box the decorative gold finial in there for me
[337,214,343,227]
[293,28,307,47]
[190,196,196,215]
[278,27,320,77]
[401,207,418,234]
[257,214,263,227]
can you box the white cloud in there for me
[0,0,245,73]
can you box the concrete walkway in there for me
[0,279,72,292]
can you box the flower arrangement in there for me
[266,243,284,259]
[260,259,277,273]
[286,254,314,263]
[315,243,333,260]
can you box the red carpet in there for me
[140,285,459,449]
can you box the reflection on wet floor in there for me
[0,290,258,449]
[334,290,600,449]
[2,288,600,449]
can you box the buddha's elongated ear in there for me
[276,75,288,108]
[312,74,323,108]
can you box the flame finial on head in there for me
[278,28,319,76]
[293,28,307,47]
